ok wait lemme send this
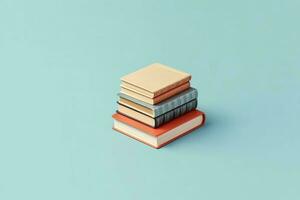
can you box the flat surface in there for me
[0,0,300,200]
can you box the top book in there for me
[121,63,191,98]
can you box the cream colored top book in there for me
[121,63,191,98]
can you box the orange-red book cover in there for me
[112,110,205,148]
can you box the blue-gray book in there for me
[118,87,198,117]
[117,99,197,128]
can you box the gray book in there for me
[117,99,197,128]
[154,99,197,127]
[118,87,198,117]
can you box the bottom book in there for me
[112,110,205,149]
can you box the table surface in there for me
[1,1,299,199]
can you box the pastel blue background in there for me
[0,0,299,199]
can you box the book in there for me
[112,110,205,149]
[119,97,154,117]
[120,82,190,105]
[118,87,198,117]
[117,99,197,127]
[121,63,191,98]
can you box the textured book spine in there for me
[154,99,197,128]
[154,89,198,116]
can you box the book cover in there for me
[112,110,205,148]
[121,63,191,98]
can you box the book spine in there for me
[154,89,198,116]
[154,99,197,128]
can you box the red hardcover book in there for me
[112,110,205,149]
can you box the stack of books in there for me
[112,63,205,148]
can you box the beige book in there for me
[121,63,191,98]
[120,82,190,105]
[119,98,154,117]
[118,104,155,127]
